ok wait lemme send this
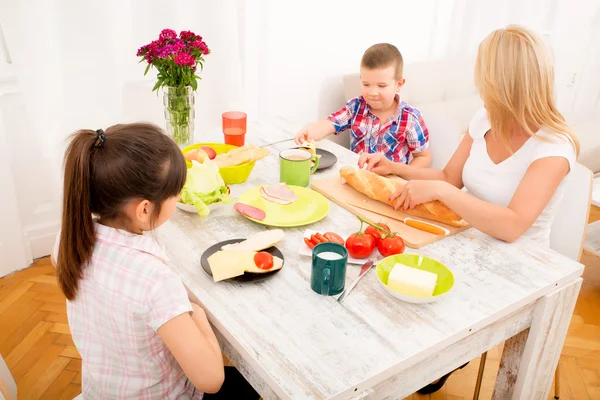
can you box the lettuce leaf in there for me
[179,160,232,217]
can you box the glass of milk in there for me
[311,242,348,296]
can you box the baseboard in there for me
[24,220,60,259]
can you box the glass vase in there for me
[163,86,195,147]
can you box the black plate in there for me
[294,147,337,170]
[201,239,284,283]
[316,148,337,170]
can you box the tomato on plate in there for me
[345,233,376,259]
[304,231,345,249]
[377,235,405,257]
[303,237,315,249]
[254,252,274,270]
[323,232,344,245]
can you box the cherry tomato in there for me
[310,234,322,245]
[304,237,315,249]
[323,232,344,245]
[315,233,327,243]
[377,235,405,257]
[345,233,376,259]
[365,223,391,244]
[254,252,274,270]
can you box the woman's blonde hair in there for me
[474,24,579,156]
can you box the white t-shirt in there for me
[462,107,576,246]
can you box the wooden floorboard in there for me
[1,206,599,399]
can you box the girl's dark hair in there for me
[57,123,186,300]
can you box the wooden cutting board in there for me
[311,177,469,248]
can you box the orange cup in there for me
[222,111,247,147]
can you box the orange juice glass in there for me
[222,111,247,146]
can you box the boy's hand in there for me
[358,152,395,176]
[294,121,335,145]
[294,126,310,145]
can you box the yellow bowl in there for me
[182,142,256,185]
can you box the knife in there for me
[337,257,380,303]
[259,138,294,148]
[347,202,450,236]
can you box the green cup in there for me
[279,149,320,187]
[311,242,347,296]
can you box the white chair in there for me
[473,162,593,399]
[342,58,481,169]
[72,394,84,400]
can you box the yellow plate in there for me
[237,185,330,227]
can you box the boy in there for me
[295,43,431,167]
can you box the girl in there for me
[51,123,259,399]
[359,25,579,394]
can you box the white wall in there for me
[264,0,600,125]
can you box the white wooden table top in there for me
[157,120,584,399]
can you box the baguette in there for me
[339,166,467,227]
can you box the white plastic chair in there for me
[473,162,593,399]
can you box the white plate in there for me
[298,229,384,265]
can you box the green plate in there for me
[236,185,330,227]
[376,254,454,304]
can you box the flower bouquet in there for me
[137,29,210,146]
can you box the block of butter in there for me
[387,263,438,298]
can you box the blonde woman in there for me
[359,25,579,249]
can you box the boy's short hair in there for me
[360,43,404,79]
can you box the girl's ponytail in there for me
[57,130,97,300]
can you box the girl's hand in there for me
[358,152,395,175]
[390,180,447,210]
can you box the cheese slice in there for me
[208,251,285,282]
[221,229,285,252]
[208,251,254,282]
[387,263,438,298]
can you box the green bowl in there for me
[182,142,256,185]
[376,253,454,304]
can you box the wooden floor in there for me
[1,207,600,399]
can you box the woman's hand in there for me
[357,152,396,176]
[390,180,447,210]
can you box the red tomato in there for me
[304,237,315,249]
[365,223,391,244]
[310,234,322,245]
[254,252,274,270]
[323,232,344,245]
[315,233,327,243]
[377,235,405,257]
[345,233,376,259]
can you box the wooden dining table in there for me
[156,120,584,400]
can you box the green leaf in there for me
[191,78,198,91]
[143,63,151,76]
[152,79,163,92]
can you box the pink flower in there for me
[174,52,195,67]
[199,42,210,55]
[180,30,198,42]
[158,39,187,58]
[159,29,177,41]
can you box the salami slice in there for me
[234,203,266,221]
